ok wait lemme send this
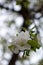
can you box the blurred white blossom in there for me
[8,31,31,54]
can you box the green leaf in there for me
[38,60,43,65]
[16,0,22,5]
[30,33,37,39]
[16,1,21,5]
[23,1,30,8]
[8,45,14,49]
[26,50,30,56]
[25,20,32,26]
[27,40,41,51]
[22,27,26,31]
[23,50,30,57]
[8,45,16,50]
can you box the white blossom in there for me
[8,31,31,54]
